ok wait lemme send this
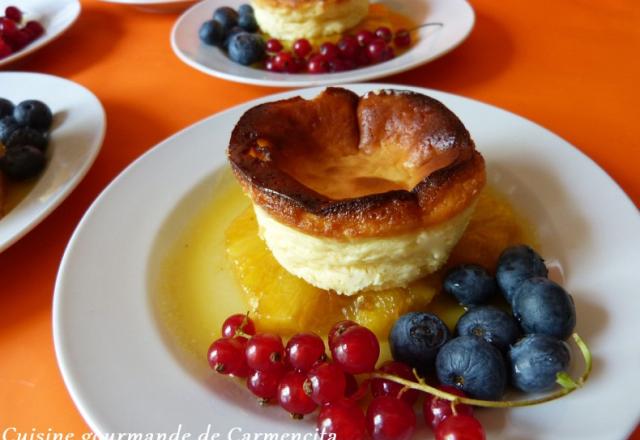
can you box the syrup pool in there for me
[154,167,537,365]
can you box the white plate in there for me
[171,0,475,87]
[53,84,640,439]
[99,0,196,14]
[0,0,80,67]
[0,72,105,252]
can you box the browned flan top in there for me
[252,0,354,9]
[228,88,486,239]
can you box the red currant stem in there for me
[408,22,444,33]
[370,333,592,409]
[450,400,458,416]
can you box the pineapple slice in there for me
[224,208,437,337]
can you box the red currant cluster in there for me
[0,6,45,60]
[263,27,412,74]
[208,314,486,440]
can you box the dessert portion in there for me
[228,87,485,294]
[251,0,370,41]
[198,3,418,74]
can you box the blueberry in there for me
[227,32,266,66]
[199,20,224,46]
[435,336,506,400]
[0,98,13,118]
[212,6,239,33]
[13,100,53,131]
[389,312,450,372]
[0,145,46,180]
[455,306,520,353]
[496,245,548,304]
[238,4,253,15]
[5,126,48,151]
[512,277,576,340]
[0,116,20,143]
[509,334,571,392]
[238,13,258,32]
[443,264,497,306]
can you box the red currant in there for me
[370,361,419,405]
[344,373,359,398]
[222,314,256,339]
[329,58,354,72]
[331,325,379,374]
[435,414,485,440]
[328,320,358,351]
[356,30,375,47]
[337,35,359,59]
[317,399,367,440]
[207,337,249,377]
[266,38,283,53]
[367,38,387,62]
[380,46,395,62]
[0,39,12,59]
[246,333,286,373]
[5,6,22,22]
[305,362,346,405]
[319,42,339,61]
[375,27,392,43]
[0,18,19,39]
[293,38,312,58]
[307,54,329,73]
[24,21,44,39]
[264,56,278,72]
[247,369,285,403]
[277,370,317,418]
[424,385,473,430]
[366,396,416,440]
[273,51,296,73]
[286,332,326,372]
[394,29,411,48]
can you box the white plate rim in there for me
[0,71,106,252]
[170,0,476,88]
[53,83,640,439]
[0,0,81,68]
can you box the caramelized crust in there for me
[228,88,486,239]
[252,0,353,9]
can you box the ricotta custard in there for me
[252,0,370,41]
[228,88,486,295]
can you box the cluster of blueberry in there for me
[390,245,576,402]
[0,6,45,59]
[0,98,53,180]
[199,5,266,66]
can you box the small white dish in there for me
[53,84,640,439]
[171,0,475,87]
[0,72,105,252]
[99,0,197,13]
[0,0,80,67]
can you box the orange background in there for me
[0,0,638,437]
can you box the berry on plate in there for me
[199,20,224,46]
[512,277,576,339]
[424,385,473,430]
[5,126,49,151]
[435,414,486,440]
[286,332,325,372]
[366,395,416,440]
[227,32,266,66]
[435,335,506,400]
[443,264,497,306]
[13,99,53,131]
[305,362,346,405]
[221,313,256,339]
[509,334,571,392]
[331,324,379,374]
[245,333,286,373]
[496,245,548,303]
[389,312,450,372]
[455,306,520,352]
[207,337,249,377]
[0,144,46,180]
[246,369,284,403]
[370,360,419,404]
[277,370,317,418]
[0,98,13,118]
[212,6,239,33]
[317,399,367,440]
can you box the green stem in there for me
[371,333,592,409]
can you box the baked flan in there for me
[251,0,369,41]
[227,88,486,295]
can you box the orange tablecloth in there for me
[1,0,638,437]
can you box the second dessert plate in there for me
[53,84,640,439]
[171,0,475,87]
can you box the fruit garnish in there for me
[372,332,593,408]
[370,361,419,404]
[455,306,520,353]
[277,370,317,418]
[443,264,497,306]
[509,334,571,392]
[245,333,286,373]
[389,312,450,372]
[424,385,473,430]
[496,244,548,303]
[317,399,367,440]
[285,332,326,372]
[304,362,346,405]
[207,337,249,377]
[366,395,416,440]
[247,369,284,404]
[330,325,379,374]
[265,38,282,53]
[221,313,255,339]
[435,414,486,440]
